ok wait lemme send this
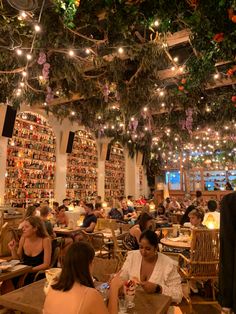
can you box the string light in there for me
[19,82,25,87]
[131,117,134,121]
[85,48,90,54]
[143,107,148,112]
[154,20,159,27]
[159,90,165,97]
[16,49,23,56]
[118,47,124,54]
[20,11,27,19]
[214,73,220,79]
[171,66,175,71]
[173,57,178,62]
[26,54,32,60]
[22,71,27,77]
[161,102,165,107]
[98,115,101,119]
[71,111,75,116]
[34,24,41,32]
[68,50,75,57]
[43,102,47,106]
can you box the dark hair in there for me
[95,203,102,210]
[23,206,36,220]
[25,216,49,238]
[63,198,70,203]
[196,190,202,198]
[40,205,50,217]
[207,200,217,212]
[53,202,59,208]
[166,197,170,203]
[128,195,133,200]
[157,205,165,215]
[85,203,94,211]
[52,242,95,291]
[58,205,65,212]
[138,213,153,232]
[139,230,158,248]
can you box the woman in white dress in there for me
[120,229,183,303]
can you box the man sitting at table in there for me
[121,199,137,220]
[203,200,220,229]
[94,203,106,218]
[80,203,97,233]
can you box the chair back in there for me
[189,228,219,276]
[96,218,117,231]
[89,232,106,252]
[92,256,120,282]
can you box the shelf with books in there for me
[105,143,125,199]
[66,130,98,199]
[5,112,56,205]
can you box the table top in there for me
[0,279,171,314]
[160,237,191,249]
[0,278,44,314]
[128,289,171,314]
[53,227,81,235]
[0,264,32,282]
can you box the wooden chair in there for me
[0,223,10,257]
[178,229,220,312]
[92,256,121,282]
[89,232,109,258]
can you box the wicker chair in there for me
[92,256,121,282]
[178,229,220,312]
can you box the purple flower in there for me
[37,52,46,65]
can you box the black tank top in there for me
[22,240,44,268]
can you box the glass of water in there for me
[118,296,127,314]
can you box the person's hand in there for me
[110,273,124,292]
[140,281,157,293]
[8,239,16,251]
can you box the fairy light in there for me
[171,66,175,71]
[22,71,27,77]
[154,20,159,27]
[173,57,178,62]
[16,49,23,56]
[143,107,148,112]
[98,115,101,120]
[144,127,148,131]
[161,102,165,107]
[19,82,25,87]
[26,54,32,60]
[159,90,165,97]
[85,48,90,54]
[118,47,124,54]
[71,111,76,116]
[43,102,47,106]
[34,24,41,32]
[20,11,27,18]
[68,50,75,57]
[131,117,134,121]
[214,73,220,79]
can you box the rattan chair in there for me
[178,228,220,312]
[92,256,120,282]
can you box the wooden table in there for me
[53,227,81,239]
[160,237,191,249]
[0,264,32,282]
[129,289,171,314]
[0,278,44,314]
[0,279,171,314]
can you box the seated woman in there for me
[120,229,183,303]
[8,216,52,284]
[123,213,153,250]
[44,241,123,314]
[18,205,37,229]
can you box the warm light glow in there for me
[20,82,25,87]
[71,111,76,116]
[16,49,23,56]
[34,24,41,32]
[102,202,107,208]
[118,47,124,54]
[173,57,178,62]
[68,50,74,56]
[22,71,27,77]
[171,66,175,71]
[159,90,165,97]
[161,102,165,107]
[85,48,90,54]
[214,73,220,79]
[154,20,159,27]
[20,11,27,18]
[26,54,32,60]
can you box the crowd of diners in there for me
[2,190,223,313]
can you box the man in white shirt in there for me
[203,200,220,229]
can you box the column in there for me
[96,137,112,201]
[124,150,139,199]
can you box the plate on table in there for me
[0,264,12,272]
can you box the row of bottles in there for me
[105,144,125,199]
[5,112,56,204]
[66,130,98,199]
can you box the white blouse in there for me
[120,250,183,303]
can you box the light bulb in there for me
[22,71,27,77]
[171,66,175,71]
[34,24,41,32]
[154,20,159,27]
[214,73,220,79]
[69,50,74,56]
[26,54,32,60]
[16,49,22,56]
[71,111,75,116]
[85,48,90,54]
[20,82,25,87]
[20,11,27,18]
[118,47,124,54]
[159,91,165,97]
[173,57,178,62]
[161,102,165,107]
[143,107,148,112]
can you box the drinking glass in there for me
[118,296,127,314]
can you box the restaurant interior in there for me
[0,0,236,313]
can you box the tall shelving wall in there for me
[66,130,98,199]
[105,143,125,199]
[5,112,56,206]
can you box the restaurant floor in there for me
[179,299,221,314]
